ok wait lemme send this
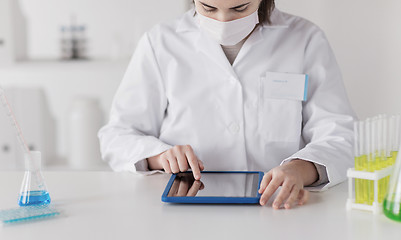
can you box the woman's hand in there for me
[147,145,204,180]
[258,159,318,209]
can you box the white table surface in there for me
[0,171,400,240]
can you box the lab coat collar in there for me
[176,8,289,78]
[176,8,289,33]
[260,8,289,29]
[176,8,197,33]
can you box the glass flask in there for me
[383,145,401,222]
[18,151,51,206]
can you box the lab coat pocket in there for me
[259,77,303,142]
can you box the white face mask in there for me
[197,9,259,46]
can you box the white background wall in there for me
[276,0,401,119]
[1,0,401,168]
[0,60,128,166]
[17,0,401,119]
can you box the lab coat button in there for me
[229,122,240,133]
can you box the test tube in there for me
[371,117,378,172]
[393,115,401,165]
[396,115,401,147]
[379,115,387,202]
[365,119,373,205]
[354,122,360,166]
[388,116,394,164]
[376,116,382,202]
[354,121,362,203]
[377,115,384,170]
[359,121,367,204]
[365,119,372,170]
[359,121,366,171]
[382,114,388,168]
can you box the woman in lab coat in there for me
[98,0,355,209]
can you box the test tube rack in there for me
[346,166,394,214]
[348,114,400,214]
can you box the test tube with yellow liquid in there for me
[367,119,375,205]
[392,115,400,166]
[354,122,362,203]
[359,121,368,204]
[377,115,388,203]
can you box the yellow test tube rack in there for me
[346,115,399,213]
[346,166,394,214]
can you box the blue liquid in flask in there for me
[18,190,51,206]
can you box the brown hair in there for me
[259,0,275,24]
[192,0,276,24]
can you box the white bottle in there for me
[68,97,104,169]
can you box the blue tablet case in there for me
[161,171,264,204]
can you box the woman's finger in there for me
[272,181,293,209]
[176,150,189,172]
[297,189,310,205]
[198,159,205,171]
[160,157,172,174]
[185,145,202,180]
[284,185,301,209]
[166,151,180,173]
[259,178,282,206]
[258,172,272,194]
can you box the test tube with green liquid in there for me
[383,143,401,222]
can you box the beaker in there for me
[383,145,401,222]
[18,151,51,206]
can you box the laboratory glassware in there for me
[347,115,400,213]
[0,86,51,206]
[383,144,401,222]
[18,151,51,206]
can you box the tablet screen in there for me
[167,172,260,198]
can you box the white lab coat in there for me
[98,8,356,191]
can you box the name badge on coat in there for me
[263,72,308,101]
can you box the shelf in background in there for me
[0,58,130,170]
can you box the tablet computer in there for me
[161,171,264,204]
